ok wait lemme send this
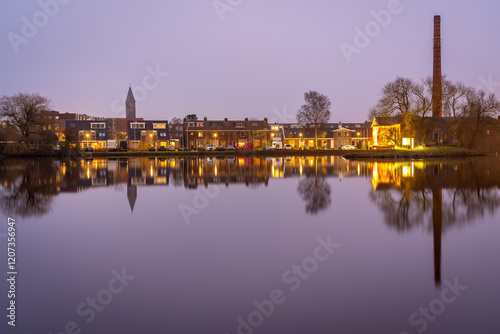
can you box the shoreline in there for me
[0,147,491,160]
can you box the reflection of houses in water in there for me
[282,156,371,180]
[183,157,272,189]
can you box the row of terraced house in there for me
[3,86,499,151]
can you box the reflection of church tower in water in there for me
[127,183,137,213]
[127,160,140,213]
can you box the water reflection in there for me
[370,158,500,285]
[2,157,499,220]
[296,157,332,214]
[2,156,500,286]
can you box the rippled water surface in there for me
[1,156,500,334]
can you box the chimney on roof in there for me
[245,118,248,122]
[204,116,207,121]
[264,118,268,123]
[224,117,228,122]
[339,121,342,128]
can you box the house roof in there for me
[373,116,403,127]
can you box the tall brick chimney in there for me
[433,15,443,117]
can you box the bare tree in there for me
[0,92,51,147]
[445,83,500,148]
[297,91,332,149]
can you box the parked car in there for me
[148,146,156,151]
[226,145,236,151]
[262,146,273,151]
[237,142,253,150]
[341,145,357,150]
[197,146,205,151]
[85,146,94,152]
[206,144,215,151]
[158,146,167,151]
[284,144,292,150]
[54,146,61,152]
[216,146,226,151]
[254,146,263,151]
[168,145,176,151]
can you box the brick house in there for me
[183,117,271,149]
[283,122,372,149]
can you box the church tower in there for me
[126,86,136,119]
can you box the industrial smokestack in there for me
[433,15,443,117]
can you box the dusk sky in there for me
[1,0,499,123]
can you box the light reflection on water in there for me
[0,156,500,334]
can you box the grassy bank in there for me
[342,146,484,160]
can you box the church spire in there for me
[125,86,136,118]
[126,85,135,102]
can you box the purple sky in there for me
[1,0,499,123]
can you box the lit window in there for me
[131,123,145,129]
[153,123,166,129]
[91,123,106,129]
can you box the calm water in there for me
[1,156,500,334]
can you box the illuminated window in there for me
[91,123,106,129]
[153,123,166,129]
[131,123,145,129]
[196,122,204,127]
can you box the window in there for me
[210,122,223,127]
[131,123,145,129]
[153,123,166,129]
[198,132,203,137]
[153,131,157,135]
[160,133,167,137]
[240,132,245,137]
[48,125,52,130]
[141,131,146,136]
[188,122,195,127]
[196,122,204,127]
[91,123,106,129]
[236,122,245,128]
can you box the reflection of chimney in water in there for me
[432,188,442,287]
